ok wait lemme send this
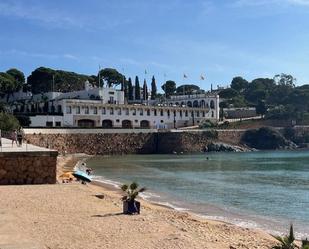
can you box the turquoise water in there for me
[87,151,309,237]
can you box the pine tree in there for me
[128,77,133,100]
[143,79,148,100]
[151,76,157,100]
[135,76,140,100]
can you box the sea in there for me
[86,151,309,238]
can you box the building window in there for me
[108,91,115,95]
[185,110,188,117]
[116,119,120,123]
[55,121,61,127]
[167,110,170,118]
[66,106,72,114]
[140,109,143,116]
[93,107,98,114]
[125,108,129,115]
[180,110,183,118]
[85,106,89,114]
[154,109,157,116]
[160,109,163,116]
[132,109,136,116]
[110,108,114,115]
[118,108,121,115]
[109,96,114,104]
[135,120,138,123]
[202,111,205,117]
[46,121,53,127]
[76,106,80,114]
[147,109,150,116]
[196,111,200,117]
[161,120,164,123]
[102,107,106,115]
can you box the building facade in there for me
[11,84,220,129]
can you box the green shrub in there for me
[0,112,20,131]
[199,120,216,129]
[242,127,291,150]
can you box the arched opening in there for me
[200,100,205,108]
[210,100,215,109]
[175,102,179,106]
[122,120,132,128]
[78,119,95,128]
[193,100,199,107]
[140,120,150,128]
[187,101,192,107]
[181,102,185,106]
[102,119,113,128]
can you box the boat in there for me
[72,170,92,182]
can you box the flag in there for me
[200,75,205,80]
[183,74,188,78]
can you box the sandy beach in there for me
[0,155,278,249]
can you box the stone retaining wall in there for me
[25,131,223,155]
[0,151,58,185]
[25,133,157,155]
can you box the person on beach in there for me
[16,127,24,147]
[86,168,93,175]
[11,130,17,147]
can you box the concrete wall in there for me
[0,151,58,185]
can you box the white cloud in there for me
[233,0,309,7]
[0,1,85,29]
[0,1,132,31]
[0,49,80,60]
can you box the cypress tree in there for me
[135,76,140,100]
[151,75,157,100]
[123,79,128,99]
[128,77,133,100]
[143,79,148,100]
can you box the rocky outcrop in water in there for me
[241,127,298,150]
[204,142,251,152]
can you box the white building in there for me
[166,93,220,120]
[11,83,220,129]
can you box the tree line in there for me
[219,74,309,122]
[0,67,207,102]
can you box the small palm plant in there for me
[272,225,297,249]
[121,182,146,214]
[121,182,146,202]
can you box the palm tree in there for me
[272,225,296,249]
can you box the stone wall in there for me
[25,131,223,155]
[23,127,309,156]
[25,133,157,155]
[0,151,58,185]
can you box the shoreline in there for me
[83,158,276,235]
[0,153,279,248]
[83,152,309,240]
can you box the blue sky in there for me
[1,0,309,90]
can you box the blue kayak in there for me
[73,170,92,182]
